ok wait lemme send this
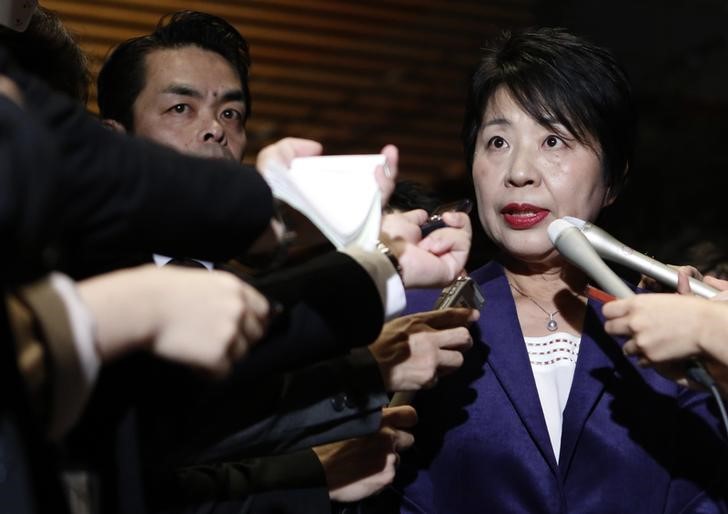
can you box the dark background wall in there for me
[47,0,727,264]
[537,0,728,260]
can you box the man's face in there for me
[131,45,247,162]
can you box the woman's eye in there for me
[488,136,507,149]
[544,135,562,148]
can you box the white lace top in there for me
[524,332,581,463]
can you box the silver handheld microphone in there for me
[548,219,634,299]
[562,216,718,299]
[550,219,714,388]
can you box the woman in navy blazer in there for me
[387,28,728,513]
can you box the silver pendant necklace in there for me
[509,282,560,332]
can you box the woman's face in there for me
[472,87,611,265]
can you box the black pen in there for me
[419,198,472,237]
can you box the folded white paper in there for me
[263,154,385,250]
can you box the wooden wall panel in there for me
[44,0,535,189]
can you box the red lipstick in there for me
[501,203,550,229]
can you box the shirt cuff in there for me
[19,273,100,439]
[341,247,406,320]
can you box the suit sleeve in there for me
[234,251,389,381]
[1,54,273,282]
[149,449,330,513]
[141,348,387,468]
[6,274,98,440]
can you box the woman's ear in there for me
[101,118,127,134]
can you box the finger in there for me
[391,429,415,451]
[604,317,632,337]
[374,165,395,206]
[681,265,703,280]
[286,137,323,158]
[601,298,631,319]
[622,339,638,356]
[228,332,249,361]
[239,282,270,320]
[420,224,470,254]
[257,137,322,170]
[439,211,471,230]
[398,209,429,226]
[411,326,472,353]
[436,327,473,351]
[381,405,418,428]
[239,311,266,347]
[380,144,399,179]
[0,75,23,106]
[206,351,232,380]
[417,308,480,330]
[712,290,728,302]
[436,349,465,374]
[705,275,728,292]
[676,267,693,295]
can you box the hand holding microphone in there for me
[548,219,717,392]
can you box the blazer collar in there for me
[472,261,615,476]
[473,261,560,473]
[557,299,614,477]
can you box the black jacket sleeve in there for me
[238,251,387,378]
[150,449,330,513]
[1,51,273,282]
[139,348,387,469]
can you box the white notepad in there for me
[263,154,385,250]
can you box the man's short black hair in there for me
[0,7,90,102]
[462,27,636,196]
[97,10,251,130]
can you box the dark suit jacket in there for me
[151,449,331,514]
[67,248,392,514]
[0,307,71,514]
[383,260,728,513]
[0,49,272,514]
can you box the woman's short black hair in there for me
[97,10,251,130]
[462,27,636,196]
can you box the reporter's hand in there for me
[0,74,23,106]
[381,209,472,288]
[705,276,728,301]
[256,137,323,172]
[369,308,478,392]
[375,144,399,206]
[637,265,702,294]
[604,294,704,365]
[313,406,417,503]
[77,265,270,377]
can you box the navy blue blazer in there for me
[392,260,727,513]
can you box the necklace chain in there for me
[509,282,560,332]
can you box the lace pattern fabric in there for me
[524,332,581,463]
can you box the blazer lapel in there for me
[558,298,615,477]
[473,262,559,473]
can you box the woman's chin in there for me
[499,245,564,268]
